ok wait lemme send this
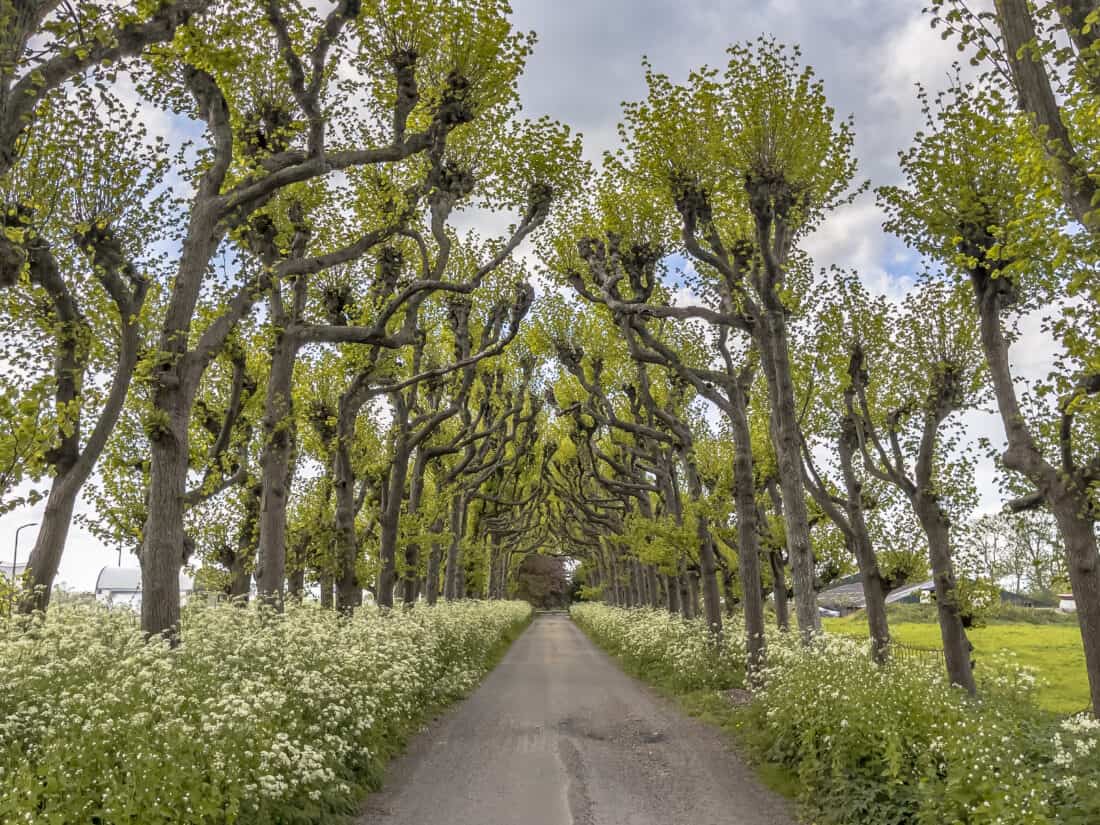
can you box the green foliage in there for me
[571,603,744,692]
[0,599,531,824]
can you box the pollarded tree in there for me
[797,273,900,662]
[845,280,987,692]
[123,0,558,636]
[552,307,725,632]
[1,86,177,610]
[247,108,583,608]
[578,38,862,640]
[882,80,1100,712]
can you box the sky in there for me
[0,0,1056,591]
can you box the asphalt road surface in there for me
[358,612,795,825]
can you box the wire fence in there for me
[889,641,947,666]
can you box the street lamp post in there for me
[9,522,38,615]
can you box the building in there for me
[0,560,28,582]
[817,574,937,617]
[94,567,195,609]
[818,573,1036,616]
[1059,593,1077,613]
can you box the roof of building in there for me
[817,575,935,609]
[94,567,194,593]
[0,561,28,580]
[885,579,935,604]
[816,574,867,608]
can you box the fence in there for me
[889,641,947,666]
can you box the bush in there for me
[0,599,531,824]
[570,603,745,691]
[573,603,1100,825]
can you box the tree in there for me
[119,0,562,637]
[842,281,985,692]
[797,274,899,663]
[513,553,568,609]
[2,86,174,610]
[553,38,862,641]
[882,79,1100,712]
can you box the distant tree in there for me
[513,553,568,609]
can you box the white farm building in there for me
[94,567,195,609]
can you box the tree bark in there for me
[666,573,680,615]
[255,330,300,606]
[425,517,444,605]
[995,0,1099,231]
[377,447,409,608]
[769,549,790,631]
[916,500,976,693]
[333,433,362,614]
[680,570,695,619]
[837,428,891,663]
[443,492,467,600]
[20,250,146,612]
[141,396,191,638]
[646,565,661,608]
[757,316,820,639]
[319,569,334,609]
[729,376,767,672]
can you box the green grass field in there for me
[824,614,1089,714]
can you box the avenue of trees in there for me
[1,0,1098,717]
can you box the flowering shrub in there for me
[570,603,745,690]
[0,599,530,824]
[573,603,1100,825]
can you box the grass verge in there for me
[824,615,1088,713]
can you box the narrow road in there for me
[358,613,795,825]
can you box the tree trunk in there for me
[1053,504,1100,715]
[629,559,642,606]
[681,452,723,633]
[666,573,680,615]
[425,518,444,605]
[769,550,789,631]
[141,401,190,639]
[730,386,767,673]
[758,316,820,640]
[973,270,1100,714]
[837,430,891,663]
[18,476,79,612]
[443,493,467,600]
[333,440,362,614]
[287,566,304,602]
[917,500,976,693]
[679,571,695,619]
[646,565,660,608]
[402,540,421,605]
[319,569,334,609]
[226,551,251,600]
[21,308,144,613]
[376,449,409,609]
[488,533,502,600]
[994,0,1099,230]
[255,331,300,606]
[697,532,723,633]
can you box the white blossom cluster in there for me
[572,602,1100,824]
[0,599,531,824]
[571,603,747,689]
